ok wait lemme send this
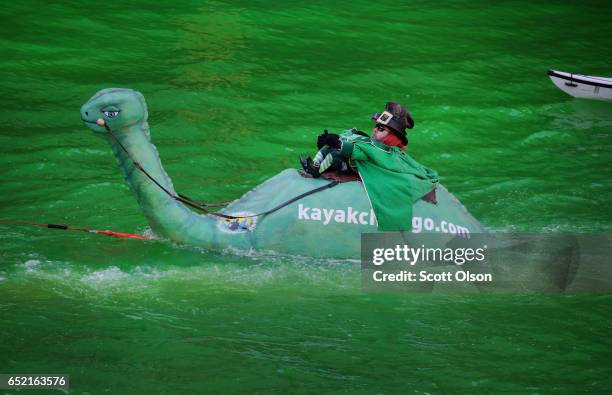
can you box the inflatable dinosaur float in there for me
[80,88,484,259]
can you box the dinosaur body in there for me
[80,88,484,258]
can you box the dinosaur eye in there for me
[103,110,120,118]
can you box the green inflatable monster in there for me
[80,88,485,259]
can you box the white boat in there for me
[548,69,612,100]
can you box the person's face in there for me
[372,124,390,141]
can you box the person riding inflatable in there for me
[300,102,438,231]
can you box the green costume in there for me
[332,129,439,231]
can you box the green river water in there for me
[1,1,611,394]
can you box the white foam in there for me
[133,266,163,280]
[141,227,159,240]
[23,259,41,272]
[81,267,128,283]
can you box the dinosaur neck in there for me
[107,123,211,239]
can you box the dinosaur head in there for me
[80,88,148,134]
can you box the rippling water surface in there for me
[1,1,611,393]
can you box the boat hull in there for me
[548,69,612,100]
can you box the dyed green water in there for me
[1,1,611,393]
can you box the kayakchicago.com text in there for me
[297,204,471,238]
[372,244,487,266]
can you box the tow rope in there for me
[4,120,342,241]
[0,218,149,240]
[102,121,339,220]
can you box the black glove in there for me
[316,129,341,149]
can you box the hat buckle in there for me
[375,111,394,126]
